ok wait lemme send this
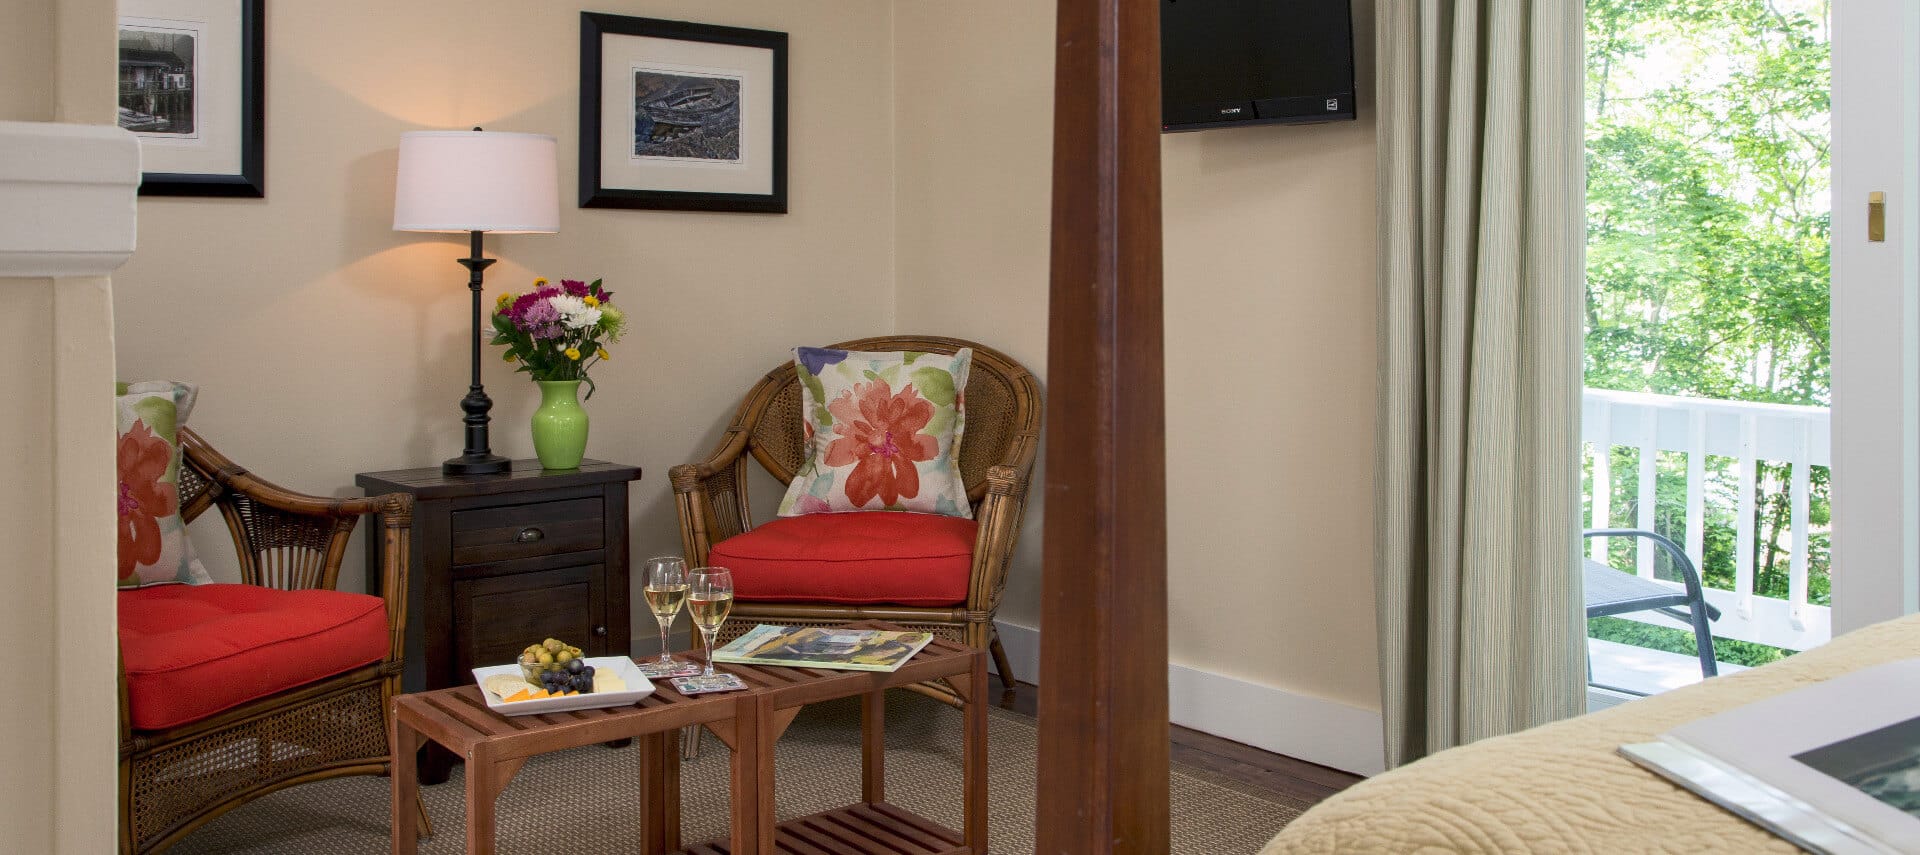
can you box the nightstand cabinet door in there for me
[452,563,607,677]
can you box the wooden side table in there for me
[666,622,988,855]
[387,623,987,855]
[390,682,754,855]
[358,459,642,783]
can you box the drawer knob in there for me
[515,526,544,543]
[593,625,608,637]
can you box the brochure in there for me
[710,624,935,672]
[1620,658,1920,855]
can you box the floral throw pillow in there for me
[777,347,974,518]
[116,381,211,588]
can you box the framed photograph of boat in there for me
[578,12,787,213]
[118,0,265,197]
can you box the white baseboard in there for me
[990,621,1385,777]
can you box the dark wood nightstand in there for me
[356,459,642,783]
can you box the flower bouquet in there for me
[489,278,625,469]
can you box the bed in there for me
[1262,613,1920,853]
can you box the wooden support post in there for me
[861,689,886,803]
[1035,0,1170,849]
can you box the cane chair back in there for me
[179,429,358,591]
[741,335,1039,507]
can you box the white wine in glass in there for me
[642,556,699,677]
[688,567,734,677]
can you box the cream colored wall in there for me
[0,0,52,121]
[113,0,897,649]
[1,0,121,851]
[892,1,1382,712]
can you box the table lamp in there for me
[394,128,559,475]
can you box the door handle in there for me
[516,526,544,543]
[1870,191,1886,242]
[593,625,608,637]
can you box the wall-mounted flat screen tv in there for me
[1162,0,1357,131]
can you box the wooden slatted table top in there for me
[393,621,980,762]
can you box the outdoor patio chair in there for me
[1583,528,1722,683]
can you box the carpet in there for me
[170,691,1306,854]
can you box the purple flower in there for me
[561,279,590,297]
[796,347,850,375]
[514,295,560,333]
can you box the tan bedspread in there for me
[1263,613,1920,854]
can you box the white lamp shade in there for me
[393,130,559,233]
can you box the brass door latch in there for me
[1869,191,1886,242]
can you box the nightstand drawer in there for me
[451,496,604,565]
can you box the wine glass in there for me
[642,556,699,677]
[687,567,735,677]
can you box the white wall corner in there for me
[0,121,140,278]
[992,620,1386,777]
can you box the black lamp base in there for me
[443,453,512,476]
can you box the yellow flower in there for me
[565,347,581,361]
[596,348,610,360]
[502,351,516,362]
[496,292,513,309]
[533,277,549,287]
[583,295,599,308]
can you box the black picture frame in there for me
[122,0,265,198]
[579,12,788,213]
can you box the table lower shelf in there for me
[672,801,967,855]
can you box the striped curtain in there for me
[1374,0,1588,768]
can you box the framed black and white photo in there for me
[579,13,787,213]
[118,0,264,197]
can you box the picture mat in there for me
[119,0,244,175]
[1660,659,1920,849]
[598,32,774,195]
[118,21,202,140]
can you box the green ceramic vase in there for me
[531,380,588,470]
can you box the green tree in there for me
[1584,0,1830,666]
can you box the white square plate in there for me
[471,656,655,716]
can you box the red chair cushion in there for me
[118,583,390,731]
[709,513,976,607]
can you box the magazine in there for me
[710,624,935,672]
[1620,658,1920,855]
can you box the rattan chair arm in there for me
[968,464,1032,613]
[670,429,753,492]
[181,428,400,521]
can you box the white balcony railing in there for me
[1583,388,1831,651]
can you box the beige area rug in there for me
[171,691,1306,854]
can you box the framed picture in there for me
[579,13,787,213]
[118,0,264,197]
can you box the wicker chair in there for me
[670,335,1041,697]
[118,428,413,854]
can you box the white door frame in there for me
[1831,0,1920,634]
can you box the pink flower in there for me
[794,494,831,514]
[823,379,938,508]
[117,421,176,579]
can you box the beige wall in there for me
[114,0,897,650]
[1,0,53,121]
[892,1,1382,712]
[1,0,121,851]
[0,22,58,846]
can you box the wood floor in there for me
[989,677,1363,807]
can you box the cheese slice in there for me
[483,673,536,699]
[593,671,628,693]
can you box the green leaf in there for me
[910,367,956,406]
[132,397,177,442]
